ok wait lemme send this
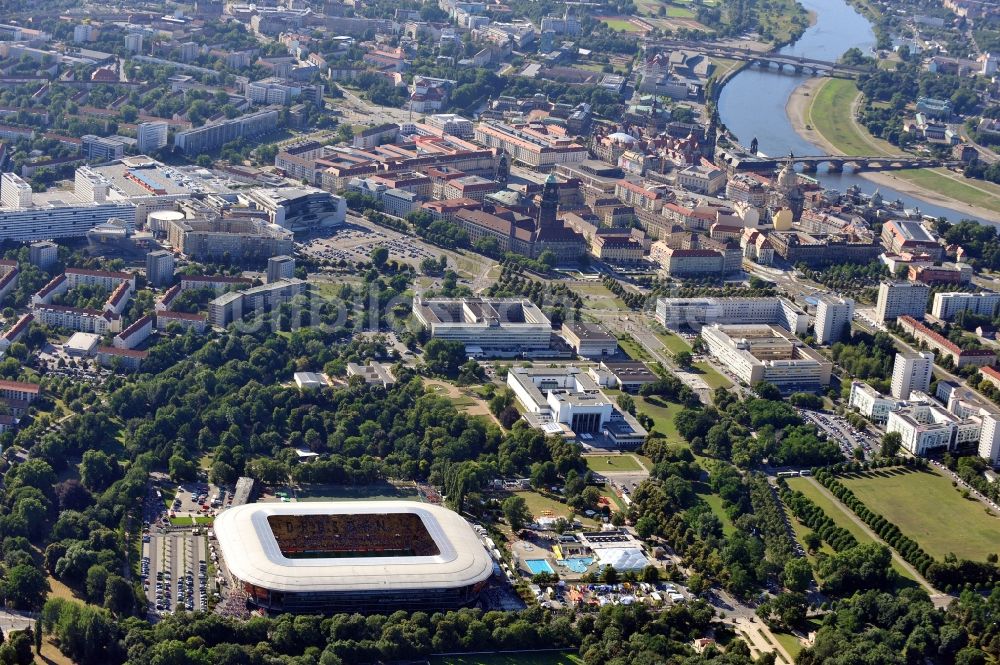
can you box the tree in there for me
[881,431,902,457]
[537,250,557,269]
[753,382,782,401]
[782,557,813,592]
[674,350,693,369]
[423,339,467,377]
[370,247,389,270]
[209,461,237,486]
[103,575,134,616]
[1,565,49,610]
[616,394,636,416]
[79,451,116,492]
[498,405,521,429]
[168,454,197,482]
[501,496,531,531]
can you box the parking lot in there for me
[142,531,216,616]
[169,481,229,521]
[298,220,435,267]
[800,409,880,459]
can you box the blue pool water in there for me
[560,557,594,573]
[525,559,555,575]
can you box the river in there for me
[717,0,993,225]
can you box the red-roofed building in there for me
[981,365,1000,390]
[179,275,253,292]
[97,346,148,371]
[114,314,153,350]
[898,315,997,368]
[156,309,207,333]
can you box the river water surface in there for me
[717,0,993,224]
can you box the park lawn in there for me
[773,631,804,660]
[635,396,684,443]
[656,329,692,354]
[893,169,1000,216]
[786,477,920,583]
[170,516,214,527]
[572,282,628,310]
[513,490,598,526]
[601,18,643,31]
[840,468,1000,561]
[807,79,899,157]
[618,335,653,362]
[709,57,742,81]
[585,454,644,473]
[697,489,736,536]
[430,653,583,665]
[693,361,732,389]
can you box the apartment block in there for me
[890,350,934,399]
[875,281,930,322]
[931,291,1000,320]
[813,294,854,345]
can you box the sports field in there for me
[601,18,643,31]
[840,468,1000,562]
[584,454,645,473]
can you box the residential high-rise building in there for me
[813,294,854,345]
[124,32,143,53]
[1,173,32,210]
[266,255,295,283]
[82,135,126,161]
[890,350,934,400]
[29,241,58,271]
[930,291,1000,320]
[137,121,168,153]
[875,281,930,322]
[145,250,175,287]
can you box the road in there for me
[0,610,34,637]
[334,84,418,127]
[802,477,950,606]
[591,311,715,404]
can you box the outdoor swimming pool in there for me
[525,559,555,575]
[560,556,594,573]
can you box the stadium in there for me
[214,501,494,613]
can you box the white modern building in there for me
[1,173,32,209]
[560,321,617,358]
[506,366,647,447]
[813,294,854,345]
[413,297,552,356]
[930,291,1000,321]
[886,402,981,457]
[875,281,930,322]
[656,296,808,334]
[700,324,832,390]
[849,381,905,423]
[890,350,934,400]
[241,187,346,232]
[137,121,168,153]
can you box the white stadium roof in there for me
[214,501,494,593]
